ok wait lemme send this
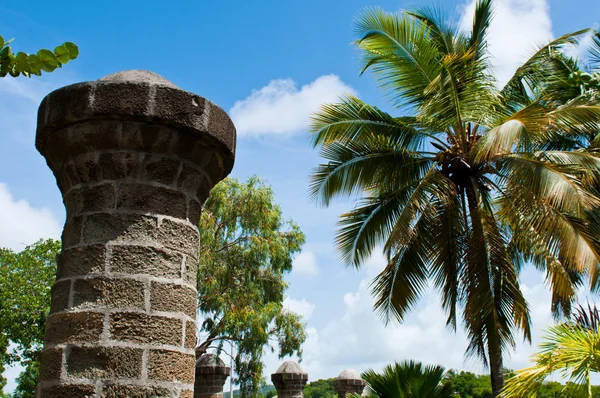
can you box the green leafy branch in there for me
[0,35,79,78]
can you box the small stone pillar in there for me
[194,354,231,398]
[35,70,236,398]
[271,361,308,398]
[333,369,366,397]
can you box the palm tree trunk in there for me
[487,320,505,396]
[465,181,505,396]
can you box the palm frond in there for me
[355,8,442,107]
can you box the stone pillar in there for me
[35,70,236,398]
[271,361,308,398]
[333,369,366,397]
[194,354,231,398]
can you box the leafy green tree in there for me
[197,176,307,397]
[10,358,39,398]
[0,239,60,397]
[444,370,493,398]
[358,361,454,398]
[303,378,337,398]
[309,1,600,395]
[0,35,78,78]
[502,305,600,398]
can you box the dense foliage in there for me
[0,239,60,397]
[359,361,454,398]
[303,378,337,398]
[309,0,600,394]
[0,35,78,77]
[197,176,307,397]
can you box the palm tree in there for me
[501,304,600,398]
[309,1,600,395]
[359,361,454,398]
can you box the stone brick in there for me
[151,282,196,317]
[148,349,195,383]
[39,384,96,398]
[43,128,70,162]
[65,184,116,216]
[101,385,175,398]
[180,391,194,398]
[56,244,106,279]
[177,164,207,199]
[139,124,176,154]
[44,312,103,344]
[187,198,203,226]
[39,347,63,381]
[83,213,157,244]
[154,86,205,131]
[158,219,199,260]
[202,152,225,188]
[206,102,236,167]
[110,245,182,279]
[118,183,188,219]
[93,81,151,117]
[143,155,181,186]
[66,121,122,155]
[173,132,202,163]
[72,277,145,310]
[183,256,198,286]
[66,346,143,379]
[64,153,100,186]
[99,151,141,180]
[50,279,71,313]
[61,216,84,248]
[109,313,182,346]
[184,320,197,350]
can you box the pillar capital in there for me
[194,354,231,398]
[271,361,308,398]
[333,369,366,397]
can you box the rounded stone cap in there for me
[98,70,179,88]
[196,354,231,376]
[337,369,361,380]
[271,361,308,383]
[274,361,306,375]
[36,69,235,175]
[197,353,226,367]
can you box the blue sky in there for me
[1,0,600,392]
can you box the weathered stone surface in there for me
[110,245,182,279]
[64,153,100,186]
[49,279,71,313]
[61,216,84,248]
[65,184,116,216]
[101,385,175,398]
[44,312,104,344]
[109,313,182,346]
[98,151,140,180]
[38,348,63,381]
[151,282,196,317]
[56,244,106,279]
[72,277,145,310]
[118,183,187,219]
[66,346,143,379]
[158,218,199,259]
[185,320,197,350]
[143,155,181,186]
[148,349,195,383]
[39,384,96,398]
[83,213,157,244]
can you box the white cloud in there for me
[0,183,61,251]
[292,251,319,277]
[459,0,553,86]
[229,75,357,137]
[287,251,590,384]
[283,297,316,321]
